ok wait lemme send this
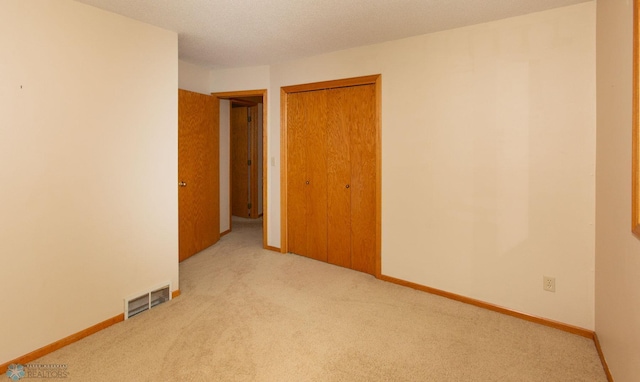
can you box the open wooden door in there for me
[178,89,220,262]
[231,104,260,218]
[231,106,250,218]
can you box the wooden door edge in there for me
[280,88,289,253]
[375,76,382,278]
[250,105,260,219]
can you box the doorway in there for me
[231,100,261,219]
[212,90,268,249]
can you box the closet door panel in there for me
[327,88,352,268]
[348,84,377,274]
[305,90,329,262]
[286,92,308,256]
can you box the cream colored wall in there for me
[210,66,270,92]
[595,0,640,380]
[178,60,211,94]
[211,2,596,328]
[0,0,178,364]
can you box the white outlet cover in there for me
[543,276,556,293]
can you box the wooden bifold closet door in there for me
[287,83,376,275]
[287,90,328,262]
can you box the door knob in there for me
[345,184,350,189]
[179,181,187,187]
[306,180,310,185]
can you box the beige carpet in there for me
[35,217,607,381]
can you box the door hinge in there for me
[247,159,252,166]
[247,115,252,122]
[248,203,252,209]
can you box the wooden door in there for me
[248,105,260,218]
[231,106,250,218]
[178,89,220,262]
[287,92,308,256]
[326,84,376,273]
[287,90,328,262]
[343,84,376,274]
[286,82,377,275]
[327,87,352,268]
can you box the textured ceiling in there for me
[73,0,590,69]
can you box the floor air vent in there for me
[125,283,171,319]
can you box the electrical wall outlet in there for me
[543,276,556,293]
